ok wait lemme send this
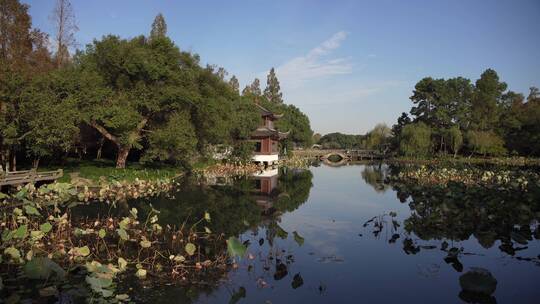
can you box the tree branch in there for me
[17,131,32,141]
[88,120,119,145]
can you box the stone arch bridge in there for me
[293,149,387,162]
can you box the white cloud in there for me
[274,31,352,88]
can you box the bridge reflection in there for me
[293,149,388,162]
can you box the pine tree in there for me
[150,13,167,39]
[471,69,507,131]
[229,75,239,94]
[264,67,283,103]
[250,78,261,96]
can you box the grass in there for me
[39,158,182,183]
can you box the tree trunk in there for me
[11,153,16,171]
[88,118,148,169]
[116,145,130,169]
[5,149,10,172]
[33,157,40,169]
[96,137,105,160]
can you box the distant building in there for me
[251,104,288,166]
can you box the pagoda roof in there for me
[256,104,283,119]
[251,126,289,140]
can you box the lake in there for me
[123,163,539,303]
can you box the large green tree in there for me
[470,69,507,131]
[0,0,54,170]
[73,35,198,168]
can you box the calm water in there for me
[128,163,540,303]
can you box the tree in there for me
[312,133,322,144]
[399,122,432,157]
[73,35,195,168]
[365,123,391,152]
[410,77,446,126]
[141,110,197,165]
[264,67,283,103]
[1,0,32,69]
[150,13,167,39]
[445,126,463,158]
[318,133,363,149]
[249,78,261,96]
[503,87,540,156]
[465,130,506,156]
[21,71,80,167]
[390,112,411,150]
[229,75,239,94]
[261,101,313,150]
[241,85,251,96]
[445,77,473,130]
[0,0,54,170]
[470,69,507,131]
[50,0,78,67]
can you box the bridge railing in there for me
[0,169,63,186]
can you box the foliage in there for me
[150,13,167,39]
[0,188,227,301]
[387,163,540,254]
[257,98,313,150]
[365,123,391,152]
[141,110,197,165]
[230,141,256,164]
[1,5,311,170]
[465,130,506,157]
[399,122,432,157]
[264,67,283,103]
[228,75,239,94]
[445,126,463,157]
[0,0,54,170]
[394,68,539,157]
[318,132,363,149]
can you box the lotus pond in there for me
[1,162,540,303]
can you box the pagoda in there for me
[251,104,288,166]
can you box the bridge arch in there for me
[320,152,350,162]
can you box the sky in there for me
[25,0,540,134]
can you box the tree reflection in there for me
[361,163,390,193]
[392,179,540,256]
[115,168,313,303]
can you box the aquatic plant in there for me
[390,164,539,191]
[194,163,260,179]
[0,187,233,301]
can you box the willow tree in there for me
[73,35,198,168]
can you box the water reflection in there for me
[360,162,390,193]
[388,170,540,259]
[71,164,540,303]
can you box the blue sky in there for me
[25,0,540,134]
